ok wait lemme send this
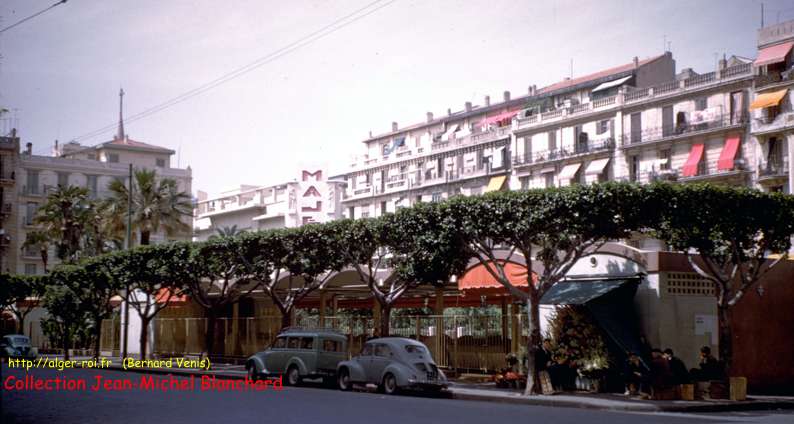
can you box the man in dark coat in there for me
[623,352,648,396]
[690,346,725,382]
[664,348,691,384]
[649,348,674,391]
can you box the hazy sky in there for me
[2,0,793,196]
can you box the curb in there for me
[102,366,794,413]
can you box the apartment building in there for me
[14,92,192,275]
[0,132,20,273]
[193,166,344,241]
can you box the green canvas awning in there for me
[540,279,635,305]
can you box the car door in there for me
[355,343,374,383]
[265,336,288,373]
[368,343,393,383]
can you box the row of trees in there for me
[1,182,792,395]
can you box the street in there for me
[1,365,792,424]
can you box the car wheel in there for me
[382,373,399,395]
[246,363,258,381]
[338,368,352,391]
[285,366,301,386]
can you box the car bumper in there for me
[407,380,447,390]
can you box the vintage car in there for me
[245,328,348,386]
[336,337,447,394]
[0,334,38,360]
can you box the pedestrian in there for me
[663,348,690,385]
[689,346,724,382]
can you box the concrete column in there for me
[318,290,327,327]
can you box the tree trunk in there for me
[524,291,542,395]
[140,231,151,246]
[205,309,217,358]
[63,325,71,361]
[93,316,103,359]
[717,304,733,378]
[280,309,292,331]
[380,304,392,337]
[15,312,25,335]
[140,316,150,360]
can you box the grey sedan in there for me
[336,337,447,395]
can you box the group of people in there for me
[624,345,725,397]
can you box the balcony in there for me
[677,159,750,183]
[19,184,56,197]
[515,62,753,132]
[647,169,679,183]
[0,171,14,186]
[750,109,794,135]
[0,203,11,217]
[758,159,789,183]
[621,113,746,151]
[754,68,794,90]
[513,137,615,167]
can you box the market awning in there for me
[480,109,521,126]
[558,163,582,180]
[591,75,633,93]
[484,175,507,192]
[749,89,789,110]
[584,158,610,175]
[682,143,704,177]
[540,279,635,305]
[754,41,794,67]
[717,136,741,171]
[458,261,537,292]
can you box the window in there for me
[287,337,300,349]
[24,264,37,276]
[404,345,427,354]
[300,337,314,350]
[575,126,589,153]
[519,176,530,190]
[375,344,392,357]
[108,153,119,163]
[695,97,707,111]
[348,207,355,219]
[57,172,69,188]
[596,120,610,135]
[544,172,555,188]
[360,343,374,356]
[431,192,442,202]
[380,201,387,215]
[730,91,744,124]
[86,175,98,197]
[272,337,287,349]
[87,153,96,160]
[322,339,342,352]
[156,158,166,167]
[662,106,674,137]
[630,113,642,144]
[548,130,557,151]
[659,149,671,170]
[26,170,39,195]
[26,202,37,225]
[629,155,640,182]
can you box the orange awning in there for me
[155,288,188,304]
[749,89,788,110]
[682,143,704,177]
[754,41,794,67]
[459,261,537,293]
[717,136,741,171]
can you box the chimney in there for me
[426,112,434,123]
[368,130,373,138]
[528,85,537,96]
[718,53,727,71]
[633,56,639,68]
[25,142,32,155]
[447,108,452,116]
[503,91,511,102]
[465,102,472,112]
[484,95,490,106]
[391,122,398,132]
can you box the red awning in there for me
[754,41,794,67]
[717,136,741,171]
[155,288,188,304]
[682,143,705,177]
[458,261,537,293]
[480,109,521,126]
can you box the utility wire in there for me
[67,0,397,145]
[0,0,68,34]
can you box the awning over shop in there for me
[558,163,582,180]
[155,288,188,304]
[754,41,794,67]
[458,261,537,292]
[484,175,507,192]
[749,89,789,110]
[584,158,610,175]
[682,143,704,177]
[591,75,633,93]
[480,109,521,126]
[540,279,634,305]
[717,136,741,171]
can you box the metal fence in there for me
[118,314,532,373]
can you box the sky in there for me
[2,0,794,196]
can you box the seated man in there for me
[649,348,675,397]
[663,348,691,385]
[689,346,725,382]
[623,352,649,396]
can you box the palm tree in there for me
[20,230,51,272]
[25,185,92,264]
[107,169,192,246]
[210,225,240,239]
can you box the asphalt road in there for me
[1,365,792,424]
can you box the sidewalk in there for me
[36,356,794,413]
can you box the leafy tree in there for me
[20,230,51,272]
[652,183,794,376]
[40,270,87,361]
[73,258,123,359]
[446,183,644,394]
[106,168,192,246]
[0,274,47,334]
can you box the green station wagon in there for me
[245,328,348,386]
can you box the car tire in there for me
[338,368,352,391]
[382,373,399,395]
[285,366,301,386]
[246,363,259,381]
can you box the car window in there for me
[322,339,342,352]
[12,336,30,345]
[288,337,300,349]
[360,344,373,356]
[300,337,314,350]
[404,345,427,354]
[272,337,287,349]
[375,344,392,357]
